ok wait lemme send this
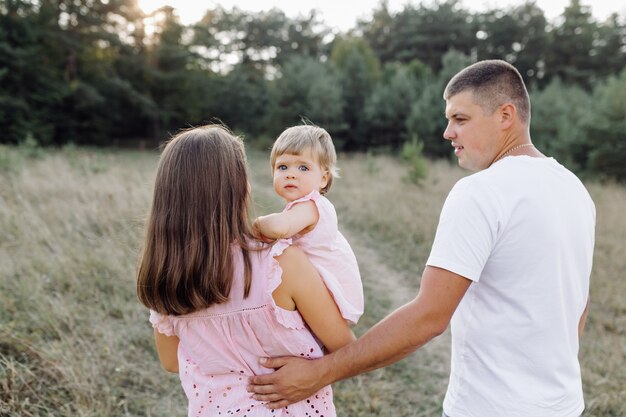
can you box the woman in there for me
[136,124,355,417]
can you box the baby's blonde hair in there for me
[270,125,339,195]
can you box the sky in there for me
[137,0,625,31]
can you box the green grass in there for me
[0,145,624,416]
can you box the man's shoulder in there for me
[454,157,545,190]
[451,170,497,195]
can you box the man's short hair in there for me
[444,60,531,124]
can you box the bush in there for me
[0,145,23,173]
[400,136,428,184]
[18,133,46,159]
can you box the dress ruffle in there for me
[285,189,320,211]
[283,189,363,325]
[313,264,362,325]
[149,309,175,336]
[267,238,306,330]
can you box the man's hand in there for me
[247,356,327,409]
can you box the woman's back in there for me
[149,241,336,417]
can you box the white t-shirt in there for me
[427,156,595,417]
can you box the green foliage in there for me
[530,78,593,172]
[406,50,474,158]
[475,2,549,84]
[147,8,205,139]
[360,0,476,71]
[0,1,624,180]
[530,70,626,182]
[195,7,328,70]
[546,0,600,88]
[364,150,379,175]
[400,136,428,184]
[18,132,46,159]
[362,62,423,149]
[0,144,23,173]
[212,63,273,136]
[329,37,381,150]
[585,70,626,180]
[0,134,50,173]
[271,55,345,138]
[0,0,66,145]
[247,133,275,153]
[592,13,626,81]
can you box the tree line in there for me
[1,0,625,179]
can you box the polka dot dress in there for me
[150,242,338,417]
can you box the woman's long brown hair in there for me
[137,125,253,316]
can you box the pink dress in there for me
[285,190,364,324]
[149,241,336,417]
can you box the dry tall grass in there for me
[0,145,623,416]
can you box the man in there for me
[248,60,595,417]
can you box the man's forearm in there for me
[318,266,472,385]
[248,266,469,408]
[320,297,446,385]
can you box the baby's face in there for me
[272,149,328,202]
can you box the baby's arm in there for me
[254,201,319,241]
[274,246,355,352]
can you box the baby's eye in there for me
[298,165,309,172]
[277,165,287,170]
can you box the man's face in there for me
[443,91,501,171]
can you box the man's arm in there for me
[247,266,471,408]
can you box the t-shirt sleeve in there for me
[426,178,500,282]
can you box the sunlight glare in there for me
[137,0,168,15]
[137,0,201,25]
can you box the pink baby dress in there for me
[284,189,364,324]
[149,241,336,417]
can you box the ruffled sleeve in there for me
[266,239,306,330]
[149,309,175,336]
[284,189,321,211]
[285,190,338,247]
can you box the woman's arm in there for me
[254,201,319,240]
[154,330,180,373]
[578,298,590,338]
[273,246,356,352]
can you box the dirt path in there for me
[334,229,452,414]
[344,228,452,369]
[346,229,418,306]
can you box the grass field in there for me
[0,143,624,416]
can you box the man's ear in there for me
[499,103,516,129]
